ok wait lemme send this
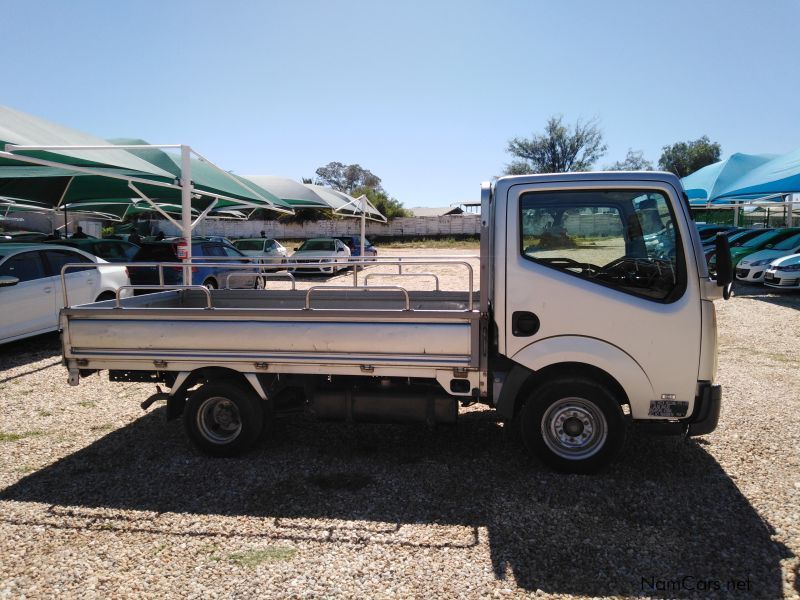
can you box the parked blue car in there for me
[129,240,257,291]
[335,236,378,258]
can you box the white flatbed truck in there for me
[60,173,732,472]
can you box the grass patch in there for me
[765,353,796,364]
[226,547,296,567]
[90,424,113,432]
[78,401,96,408]
[37,410,52,417]
[0,431,42,442]
[378,236,480,249]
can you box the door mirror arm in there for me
[714,234,733,300]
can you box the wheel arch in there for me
[496,335,655,420]
[166,366,268,420]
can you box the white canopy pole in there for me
[181,145,193,285]
[360,194,366,258]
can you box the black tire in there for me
[183,381,263,457]
[95,291,116,302]
[203,278,217,290]
[519,377,626,473]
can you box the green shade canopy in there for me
[304,184,385,220]
[0,106,173,176]
[243,175,329,208]
[0,107,293,216]
[110,139,293,211]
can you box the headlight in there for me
[749,259,773,266]
[777,264,800,272]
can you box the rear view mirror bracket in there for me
[714,234,733,300]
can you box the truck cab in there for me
[485,172,723,470]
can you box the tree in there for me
[315,162,382,193]
[658,136,721,178]
[312,161,410,219]
[505,116,607,174]
[351,186,411,219]
[301,177,313,184]
[606,149,654,171]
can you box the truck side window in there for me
[519,190,686,303]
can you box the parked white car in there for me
[232,238,288,267]
[764,253,800,289]
[735,231,800,283]
[0,244,131,344]
[288,238,351,274]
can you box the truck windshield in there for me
[519,189,686,302]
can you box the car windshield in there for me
[771,232,800,251]
[743,231,784,248]
[134,244,176,260]
[728,229,765,246]
[234,240,264,251]
[299,240,334,251]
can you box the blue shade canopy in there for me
[718,147,800,200]
[682,153,777,203]
[683,149,800,205]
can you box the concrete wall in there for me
[149,214,481,239]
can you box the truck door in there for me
[501,179,702,413]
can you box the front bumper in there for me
[686,383,722,436]
[735,266,767,282]
[764,270,800,288]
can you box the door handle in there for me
[512,311,540,337]
[43,286,52,293]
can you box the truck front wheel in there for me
[184,382,263,457]
[519,378,626,473]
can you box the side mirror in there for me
[0,275,20,288]
[715,234,733,300]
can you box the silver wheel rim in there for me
[541,397,607,460]
[196,396,242,444]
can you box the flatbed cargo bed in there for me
[62,288,482,383]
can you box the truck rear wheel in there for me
[519,377,626,473]
[184,381,263,457]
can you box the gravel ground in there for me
[0,249,798,599]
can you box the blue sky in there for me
[5,0,799,207]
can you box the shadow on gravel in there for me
[0,408,792,597]
[733,281,800,310]
[0,332,61,376]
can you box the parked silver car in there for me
[232,238,288,268]
[0,243,131,344]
